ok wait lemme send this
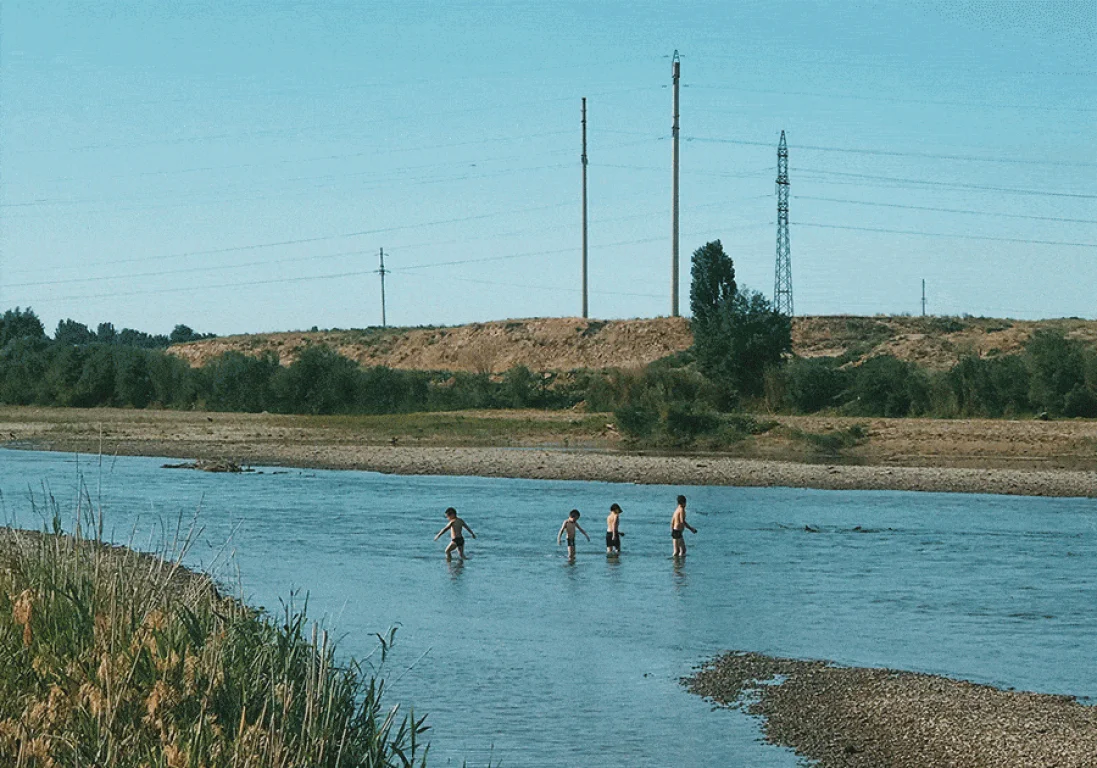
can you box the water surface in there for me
[2,449,1094,767]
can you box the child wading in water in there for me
[434,507,476,560]
[671,495,697,557]
[606,503,623,555]
[557,509,590,557]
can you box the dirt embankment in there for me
[794,315,1097,371]
[168,317,693,373]
[168,315,1097,373]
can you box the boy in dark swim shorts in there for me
[434,507,476,560]
[557,509,590,557]
[671,495,696,557]
[606,503,623,555]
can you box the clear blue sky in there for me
[2,0,1094,335]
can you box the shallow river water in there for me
[2,449,1095,766]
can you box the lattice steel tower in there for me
[774,130,793,316]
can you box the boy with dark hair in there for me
[434,507,476,560]
[671,495,696,557]
[606,503,623,555]
[557,509,590,557]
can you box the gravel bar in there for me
[685,652,1097,768]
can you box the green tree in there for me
[689,240,736,327]
[0,307,46,347]
[271,345,360,414]
[54,319,96,345]
[1026,330,1085,415]
[0,336,51,404]
[114,347,154,407]
[169,324,213,344]
[694,289,791,399]
[96,322,117,344]
[202,351,278,412]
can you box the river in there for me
[2,448,1094,766]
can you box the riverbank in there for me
[0,525,425,765]
[3,406,1096,497]
[685,652,1097,768]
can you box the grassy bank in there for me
[0,505,426,766]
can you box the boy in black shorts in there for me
[606,503,623,555]
[671,495,696,557]
[557,509,590,557]
[434,507,476,560]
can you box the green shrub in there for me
[1063,385,1097,418]
[1027,330,1086,415]
[663,403,720,444]
[785,357,849,413]
[847,356,929,417]
[614,404,660,438]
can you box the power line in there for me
[23,86,657,155]
[3,201,576,276]
[797,221,1097,248]
[2,160,578,210]
[6,201,768,285]
[795,195,1097,225]
[7,136,663,213]
[398,270,665,301]
[796,168,1097,199]
[684,135,1090,168]
[40,130,576,184]
[21,224,771,305]
[685,84,1097,113]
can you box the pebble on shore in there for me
[684,651,1097,768]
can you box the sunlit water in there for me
[2,449,1095,767]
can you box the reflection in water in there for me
[2,450,1095,768]
[672,556,688,588]
[445,557,465,583]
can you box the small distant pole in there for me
[670,50,681,317]
[921,279,927,317]
[376,247,389,328]
[581,97,589,319]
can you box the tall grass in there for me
[0,493,427,767]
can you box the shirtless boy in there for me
[671,495,697,556]
[434,507,477,560]
[557,509,590,557]
[606,503,623,555]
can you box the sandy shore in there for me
[686,652,1097,768]
[2,406,1096,497]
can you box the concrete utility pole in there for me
[670,50,681,317]
[581,97,589,319]
[376,247,389,328]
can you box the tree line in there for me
[1,256,1095,429]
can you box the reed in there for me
[0,496,427,767]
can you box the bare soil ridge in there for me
[168,315,1097,372]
